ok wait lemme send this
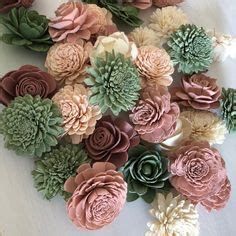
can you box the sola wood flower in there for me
[0,65,57,106]
[148,6,188,45]
[32,144,89,200]
[0,0,34,13]
[64,162,127,230]
[123,145,170,203]
[85,116,140,168]
[171,74,221,110]
[135,46,174,87]
[146,193,199,236]
[45,41,92,85]
[130,86,179,143]
[153,0,184,7]
[52,84,102,144]
[180,110,228,145]
[0,95,63,157]
[169,141,231,211]
[123,0,152,9]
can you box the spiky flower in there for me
[221,88,236,132]
[32,144,90,200]
[167,24,213,74]
[0,95,63,157]
[0,7,52,52]
[85,52,141,115]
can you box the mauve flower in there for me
[171,74,221,110]
[64,162,127,230]
[123,0,152,9]
[85,116,140,168]
[0,0,34,13]
[0,65,57,106]
[169,141,231,210]
[130,86,180,143]
[153,0,184,7]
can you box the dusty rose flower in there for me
[130,86,179,143]
[85,116,140,168]
[52,85,101,144]
[45,41,92,85]
[0,0,34,13]
[123,0,152,9]
[0,65,57,106]
[64,162,127,230]
[171,74,221,110]
[135,46,174,87]
[153,0,184,7]
[169,141,231,210]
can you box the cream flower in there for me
[129,27,161,48]
[90,32,138,64]
[180,110,228,145]
[148,6,189,45]
[53,85,102,144]
[45,41,92,85]
[146,193,199,236]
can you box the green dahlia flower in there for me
[0,95,63,157]
[85,52,141,116]
[0,7,52,52]
[32,144,90,200]
[221,88,236,132]
[123,145,170,203]
[167,24,213,74]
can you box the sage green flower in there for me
[221,88,236,132]
[32,144,90,200]
[85,52,141,116]
[123,145,170,203]
[167,24,213,74]
[0,95,63,157]
[0,7,52,52]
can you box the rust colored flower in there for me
[0,0,34,13]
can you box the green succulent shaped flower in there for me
[32,144,90,200]
[0,95,63,157]
[221,88,236,132]
[167,24,213,74]
[85,52,141,116]
[123,145,170,203]
[0,7,52,52]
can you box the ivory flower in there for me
[146,193,199,236]
[148,6,188,45]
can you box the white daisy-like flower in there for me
[146,193,199,236]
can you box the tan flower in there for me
[53,85,102,144]
[148,6,188,45]
[135,46,174,86]
[146,193,199,236]
[129,26,161,48]
[180,110,228,145]
[45,41,92,85]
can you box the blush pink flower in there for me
[64,162,127,230]
[123,0,152,9]
[169,141,231,211]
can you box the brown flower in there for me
[130,86,180,143]
[153,0,184,7]
[64,162,127,230]
[135,46,174,87]
[171,74,221,110]
[0,65,57,106]
[0,0,34,13]
[85,116,140,168]
[45,41,92,85]
[123,0,152,9]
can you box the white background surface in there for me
[0,0,236,236]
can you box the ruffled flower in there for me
[171,74,221,110]
[85,116,140,168]
[180,110,228,145]
[0,0,34,13]
[0,65,57,106]
[130,86,179,143]
[169,141,231,210]
[64,162,127,230]
[123,0,152,9]
[45,41,92,85]
[52,84,102,144]
[148,6,188,45]
[135,46,174,87]
[152,0,184,7]
[146,193,199,236]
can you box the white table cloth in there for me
[0,0,236,235]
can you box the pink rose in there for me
[123,0,152,9]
